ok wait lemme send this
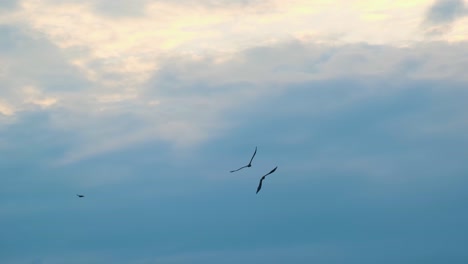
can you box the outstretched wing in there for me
[248,146,257,165]
[263,166,278,177]
[256,166,278,194]
[231,147,257,172]
[230,165,248,173]
[256,177,264,194]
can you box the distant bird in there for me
[76,194,84,198]
[230,146,257,173]
[256,166,278,194]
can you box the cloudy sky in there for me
[1,0,468,263]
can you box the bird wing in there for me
[256,177,264,194]
[248,146,257,165]
[255,166,278,194]
[230,165,248,173]
[263,166,278,177]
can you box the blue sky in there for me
[1,0,468,263]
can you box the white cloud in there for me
[1,0,467,164]
[0,100,14,116]
[8,0,463,93]
[22,85,58,108]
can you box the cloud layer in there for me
[1,1,468,263]
[422,0,468,35]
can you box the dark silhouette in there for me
[76,194,84,198]
[256,166,278,194]
[230,146,257,173]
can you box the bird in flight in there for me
[256,166,278,194]
[230,146,257,173]
[76,194,84,198]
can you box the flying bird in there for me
[256,166,278,194]
[230,146,257,173]
[76,194,84,198]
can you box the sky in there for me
[1,0,468,263]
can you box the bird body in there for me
[76,194,84,198]
[256,166,278,194]
[230,146,257,173]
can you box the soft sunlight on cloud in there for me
[52,39,468,163]
[355,0,429,10]
[13,0,464,90]
[446,16,468,41]
[0,0,467,164]
[360,13,389,21]
[96,93,137,104]
[22,86,58,108]
[147,100,160,106]
[0,101,14,116]
[28,97,57,108]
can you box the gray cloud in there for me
[0,25,92,159]
[2,80,468,263]
[0,0,17,11]
[2,19,468,164]
[423,0,467,35]
[0,25,90,98]
[146,40,468,92]
[426,0,466,24]
[1,31,468,263]
[92,0,149,17]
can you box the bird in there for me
[230,146,257,173]
[256,166,278,194]
[76,194,84,198]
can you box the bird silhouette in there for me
[76,194,84,198]
[256,166,278,194]
[230,146,257,173]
